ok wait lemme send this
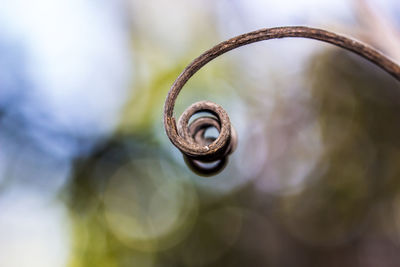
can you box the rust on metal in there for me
[163,26,400,176]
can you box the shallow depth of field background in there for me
[1,0,400,266]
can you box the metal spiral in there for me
[176,101,237,176]
[164,26,400,176]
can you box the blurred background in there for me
[0,0,400,266]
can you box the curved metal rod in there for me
[164,26,400,175]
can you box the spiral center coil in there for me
[176,101,237,175]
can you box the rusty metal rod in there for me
[164,26,400,176]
